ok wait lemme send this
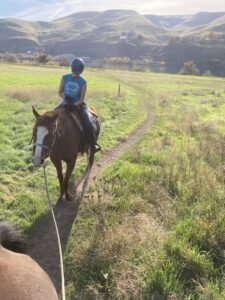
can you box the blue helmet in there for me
[71,58,84,75]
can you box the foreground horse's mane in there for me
[43,110,59,118]
[0,222,28,254]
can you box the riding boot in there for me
[80,103,101,152]
[86,124,101,153]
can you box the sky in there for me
[1,0,225,20]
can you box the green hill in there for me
[173,12,225,32]
[0,18,40,52]
[1,10,225,75]
[45,9,164,57]
[0,10,164,55]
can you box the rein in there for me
[31,114,65,298]
[43,165,66,300]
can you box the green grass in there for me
[63,71,225,299]
[1,64,225,299]
[0,63,145,230]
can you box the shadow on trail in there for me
[28,156,93,295]
[29,195,82,293]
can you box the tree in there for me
[59,58,69,67]
[179,61,199,75]
[37,54,49,64]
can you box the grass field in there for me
[0,64,225,299]
[0,63,146,229]
[63,71,225,299]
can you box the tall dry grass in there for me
[6,86,57,105]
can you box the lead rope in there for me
[43,165,66,300]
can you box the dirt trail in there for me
[29,100,154,294]
[89,101,154,181]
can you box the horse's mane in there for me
[35,110,59,126]
[0,222,28,254]
[38,107,79,121]
[43,110,59,118]
[34,107,82,138]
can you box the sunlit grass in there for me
[0,63,145,229]
[1,63,225,299]
[64,70,225,299]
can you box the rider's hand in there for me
[65,95,73,103]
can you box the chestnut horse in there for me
[32,106,100,203]
[0,221,58,300]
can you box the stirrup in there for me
[94,144,101,153]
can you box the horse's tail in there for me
[0,221,28,254]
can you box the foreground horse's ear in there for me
[32,106,40,118]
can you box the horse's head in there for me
[32,107,58,167]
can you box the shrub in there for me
[4,53,18,63]
[202,70,213,77]
[37,54,49,64]
[59,58,69,67]
[180,61,200,75]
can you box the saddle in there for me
[65,105,98,132]
[64,103,99,153]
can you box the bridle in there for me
[33,120,58,156]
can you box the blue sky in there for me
[1,0,225,20]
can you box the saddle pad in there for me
[88,107,98,117]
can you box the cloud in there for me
[1,0,225,20]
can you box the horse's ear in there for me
[32,106,40,119]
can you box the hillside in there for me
[0,18,41,52]
[0,10,164,56]
[1,10,225,75]
[44,10,164,57]
[172,12,225,32]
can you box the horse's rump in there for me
[0,222,58,299]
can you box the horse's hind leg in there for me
[80,147,95,199]
[75,149,94,189]
[64,156,77,201]
[52,159,64,204]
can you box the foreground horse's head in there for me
[32,107,59,167]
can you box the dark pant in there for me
[79,103,96,146]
